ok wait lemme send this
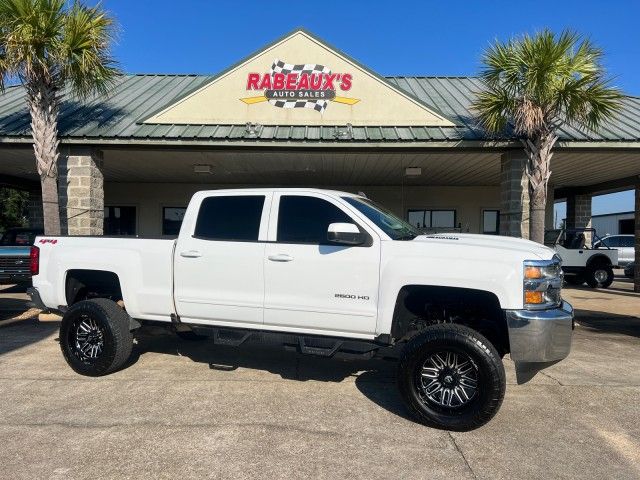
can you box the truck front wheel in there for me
[60,298,134,376]
[397,324,506,431]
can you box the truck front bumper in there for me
[505,301,574,363]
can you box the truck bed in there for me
[33,236,176,321]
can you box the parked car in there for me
[593,234,635,267]
[0,227,43,284]
[28,189,573,431]
[624,262,635,279]
[545,228,618,288]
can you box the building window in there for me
[163,207,186,236]
[407,209,456,231]
[104,206,136,236]
[194,196,265,241]
[482,210,500,235]
[619,219,635,235]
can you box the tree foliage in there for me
[0,0,120,97]
[0,187,28,234]
[473,29,622,138]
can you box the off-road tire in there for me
[585,264,614,289]
[60,298,134,376]
[397,324,506,431]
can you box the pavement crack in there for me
[538,370,564,386]
[448,432,477,479]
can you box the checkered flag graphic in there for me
[269,59,331,113]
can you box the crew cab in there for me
[29,189,573,431]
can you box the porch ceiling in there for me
[100,150,502,186]
[0,146,639,191]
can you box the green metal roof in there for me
[1,74,640,144]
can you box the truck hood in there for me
[411,233,554,260]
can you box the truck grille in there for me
[0,256,30,275]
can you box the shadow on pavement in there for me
[354,370,413,421]
[0,284,30,294]
[0,320,60,356]
[132,326,399,383]
[130,326,414,419]
[575,310,640,338]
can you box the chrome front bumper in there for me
[505,301,574,363]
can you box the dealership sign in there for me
[240,59,359,113]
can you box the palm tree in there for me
[473,30,622,243]
[0,0,120,235]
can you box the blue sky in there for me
[103,0,638,216]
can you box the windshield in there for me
[343,196,419,240]
[544,229,561,246]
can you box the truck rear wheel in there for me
[397,324,506,431]
[60,298,134,376]
[585,264,614,288]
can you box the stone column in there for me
[566,193,592,245]
[26,189,44,230]
[58,149,104,235]
[499,151,529,239]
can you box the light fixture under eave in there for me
[193,164,212,174]
[405,167,422,177]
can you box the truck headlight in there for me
[523,255,563,310]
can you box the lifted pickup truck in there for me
[29,189,573,431]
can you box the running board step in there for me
[298,337,343,357]
[212,329,252,347]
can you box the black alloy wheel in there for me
[397,324,506,431]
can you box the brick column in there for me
[500,151,529,239]
[26,189,44,230]
[58,149,104,235]
[566,193,592,245]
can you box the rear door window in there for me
[195,196,265,241]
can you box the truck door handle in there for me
[180,250,202,258]
[268,254,293,262]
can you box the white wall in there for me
[592,212,634,236]
[105,183,501,237]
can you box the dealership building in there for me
[0,29,639,240]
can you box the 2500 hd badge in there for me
[335,293,370,300]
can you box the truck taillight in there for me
[30,246,39,276]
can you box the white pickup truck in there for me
[29,188,573,431]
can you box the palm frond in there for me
[473,28,623,137]
[0,0,120,96]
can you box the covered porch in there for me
[1,143,638,241]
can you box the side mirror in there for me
[327,223,364,246]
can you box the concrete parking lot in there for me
[1,277,639,480]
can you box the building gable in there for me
[144,29,455,127]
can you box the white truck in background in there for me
[545,228,618,288]
[29,188,573,431]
